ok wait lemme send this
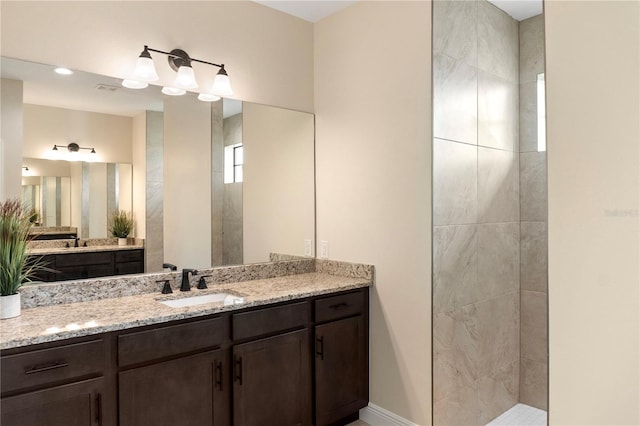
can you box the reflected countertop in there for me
[28,244,145,256]
[0,265,373,350]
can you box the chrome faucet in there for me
[180,269,198,292]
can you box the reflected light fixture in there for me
[51,143,97,162]
[22,166,32,176]
[122,45,233,101]
[54,67,73,75]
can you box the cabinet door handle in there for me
[24,360,69,375]
[234,356,243,385]
[95,393,102,426]
[329,302,351,311]
[215,360,223,391]
[316,336,324,360]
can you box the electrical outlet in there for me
[320,240,329,259]
[304,239,312,257]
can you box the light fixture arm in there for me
[144,46,225,70]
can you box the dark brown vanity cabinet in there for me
[314,292,369,426]
[117,317,230,426]
[0,338,111,426]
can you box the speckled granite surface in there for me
[28,244,144,256]
[1,272,372,350]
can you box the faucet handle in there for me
[197,276,211,290]
[158,280,173,294]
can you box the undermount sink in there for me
[159,293,245,308]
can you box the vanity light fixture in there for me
[51,143,97,162]
[122,45,233,101]
[21,166,32,176]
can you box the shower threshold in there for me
[486,403,547,426]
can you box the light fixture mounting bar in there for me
[144,46,224,70]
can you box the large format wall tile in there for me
[521,221,547,293]
[433,381,479,426]
[520,152,547,221]
[478,71,518,151]
[434,138,478,225]
[478,360,519,424]
[472,292,520,376]
[433,52,478,144]
[519,82,538,152]
[520,358,548,410]
[433,225,478,313]
[477,223,519,300]
[478,148,519,223]
[478,0,518,83]
[434,309,479,402]
[433,0,477,66]
[521,290,548,363]
[519,15,545,84]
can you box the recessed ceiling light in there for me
[54,67,73,75]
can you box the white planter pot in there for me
[0,293,21,319]
[118,237,128,246]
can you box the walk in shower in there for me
[432,1,548,424]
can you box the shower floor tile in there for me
[486,403,547,426]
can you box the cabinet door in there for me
[1,377,105,426]
[119,349,228,426]
[315,316,367,426]
[233,329,310,426]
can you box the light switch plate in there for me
[304,239,312,257]
[320,240,329,259]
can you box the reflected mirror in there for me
[2,56,315,277]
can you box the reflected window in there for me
[224,143,243,183]
[537,73,546,152]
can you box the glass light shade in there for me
[67,150,82,162]
[162,86,186,96]
[22,167,32,177]
[122,79,148,89]
[212,73,233,96]
[175,65,198,89]
[132,56,159,82]
[197,93,221,102]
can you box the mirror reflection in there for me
[2,56,315,280]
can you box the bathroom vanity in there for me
[0,259,371,426]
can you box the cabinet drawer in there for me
[1,339,105,394]
[55,251,112,267]
[314,291,364,323]
[232,302,308,341]
[118,317,224,367]
[115,249,143,263]
[115,261,143,275]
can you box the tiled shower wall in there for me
[433,1,520,424]
[518,14,548,410]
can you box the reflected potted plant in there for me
[27,207,40,226]
[110,210,134,246]
[0,200,39,319]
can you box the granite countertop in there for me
[28,244,145,255]
[0,272,371,350]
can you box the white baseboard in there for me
[359,403,420,426]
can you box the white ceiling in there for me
[487,0,542,21]
[254,1,357,22]
[256,0,542,23]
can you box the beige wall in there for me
[242,103,315,263]
[314,2,432,424]
[22,157,71,177]
[23,104,132,164]
[0,1,313,113]
[0,78,23,200]
[545,2,639,425]
[163,96,212,270]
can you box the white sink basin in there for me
[159,293,244,308]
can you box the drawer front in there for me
[232,302,308,341]
[118,317,224,367]
[314,291,364,323]
[114,261,144,275]
[115,249,143,263]
[1,339,105,394]
[55,251,112,267]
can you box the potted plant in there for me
[27,207,41,226]
[0,200,39,319]
[110,210,134,246]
